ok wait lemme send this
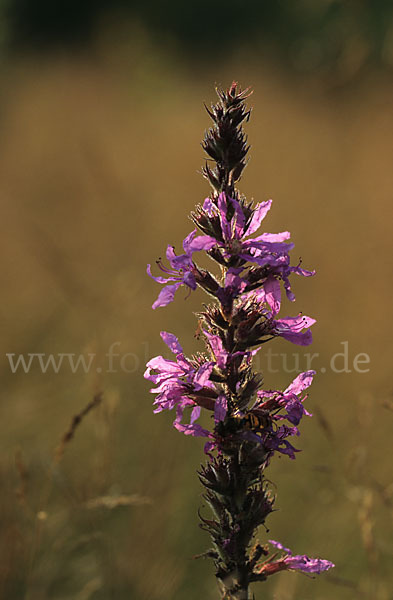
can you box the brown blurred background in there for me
[0,2,392,599]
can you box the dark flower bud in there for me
[198,459,235,497]
[194,267,220,295]
[197,305,229,331]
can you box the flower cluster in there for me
[145,191,316,450]
[145,83,333,598]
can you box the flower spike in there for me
[145,83,333,599]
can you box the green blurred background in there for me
[0,1,392,599]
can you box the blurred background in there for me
[0,1,392,599]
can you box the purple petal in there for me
[280,330,313,346]
[187,235,217,253]
[194,362,214,389]
[246,200,272,235]
[182,230,197,255]
[297,315,316,329]
[283,399,307,425]
[160,331,183,355]
[285,370,315,396]
[152,283,181,309]
[292,265,316,277]
[182,271,197,290]
[176,354,192,372]
[171,253,193,270]
[166,245,177,262]
[256,231,291,242]
[245,239,295,254]
[217,192,232,239]
[264,276,281,315]
[275,439,300,459]
[275,315,309,330]
[205,331,227,369]
[230,197,246,238]
[238,252,288,268]
[268,540,292,554]
[190,405,201,424]
[147,264,175,285]
[204,440,217,454]
[173,401,209,436]
[214,394,228,423]
[145,355,182,374]
[285,555,335,574]
[203,197,214,216]
[268,541,335,574]
[274,315,316,343]
[256,389,276,402]
[224,268,247,295]
[173,420,211,437]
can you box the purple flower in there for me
[171,391,228,442]
[204,329,258,369]
[216,267,248,307]
[250,257,315,306]
[272,314,316,346]
[261,275,282,314]
[256,371,315,426]
[243,372,316,458]
[204,194,288,244]
[263,540,335,575]
[214,394,228,423]
[144,331,214,415]
[263,424,301,459]
[258,261,315,305]
[236,290,316,348]
[202,194,294,268]
[218,254,314,309]
[279,261,315,302]
[174,404,212,438]
[147,230,216,309]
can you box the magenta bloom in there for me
[263,540,335,575]
[202,194,315,302]
[278,261,315,302]
[272,314,316,346]
[144,331,217,439]
[144,331,214,414]
[237,287,316,347]
[203,194,294,267]
[147,229,216,309]
[256,370,314,426]
[250,277,316,346]
[264,425,301,459]
[237,371,315,459]
[148,193,315,312]
[173,404,212,438]
[204,329,257,369]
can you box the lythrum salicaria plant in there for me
[145,83,334,599]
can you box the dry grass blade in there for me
[358,489,378,568]
[55,392,103,463]
[85,494,152,510]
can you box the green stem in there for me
[218,577,251,600]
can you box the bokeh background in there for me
[1,1,392,599]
